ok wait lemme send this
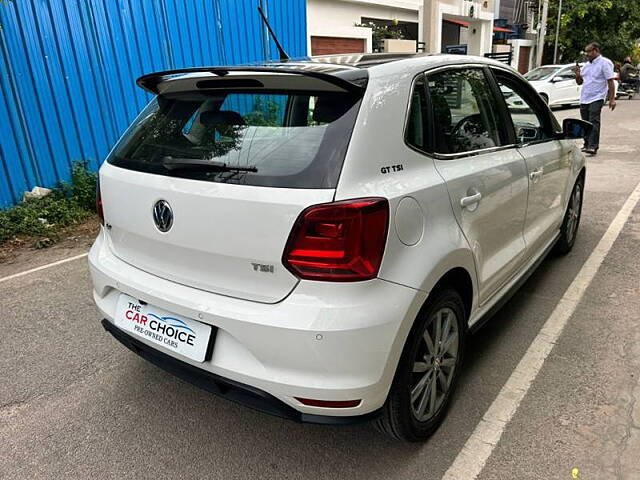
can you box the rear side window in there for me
[554,68,576,81]
[406,76,428,152]
[107,90,362,188]
[524,67,559,81]
[426,68,504,155]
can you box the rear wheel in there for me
[374,288,466,441]
[554,176,584,255]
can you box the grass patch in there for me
[0,161,98,247]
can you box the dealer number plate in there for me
[115,294,211,362]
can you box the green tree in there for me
[354,22,404,52]
[546,0,640,63]
[243,98,281,127]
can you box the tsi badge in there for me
[252,262,275,273]
[153,200,173,232]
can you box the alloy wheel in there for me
[566,184,582,244]
[410,307,459,422]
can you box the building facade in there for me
[423,0,495,56]
[307,0,496,57]
[306,0,542,74]
[495,0,538,73]
[307,0,422,55]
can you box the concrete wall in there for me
[421,0,494,55]
[437,0,494,15]
[307,0,420,54]
[466,19,494,55]
[509,38,535,73]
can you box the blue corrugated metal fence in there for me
[0,0,307,208]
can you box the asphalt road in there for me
[2,100,640,480]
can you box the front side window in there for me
[495,72,553,144]
[426,68,503,155]
[108,90,361,189]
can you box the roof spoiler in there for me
[136,66,367,95]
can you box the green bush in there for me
[0,161,97,245]
[65,160,98,211]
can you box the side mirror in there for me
[562,118,592,139]
[551,77,563,83]
[517,126,538,141]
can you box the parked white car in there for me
[90,53,590,441]
[525,64,583,106]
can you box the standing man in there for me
[575,42,616,155]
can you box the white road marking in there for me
[0,253,88,284]
[443,180,640,480]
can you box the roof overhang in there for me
[494,26,516,33]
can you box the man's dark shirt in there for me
[620,63,639,82]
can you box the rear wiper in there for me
[162,156,258,173]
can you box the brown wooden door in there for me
[311,36,365,56]
[518,46,531,74]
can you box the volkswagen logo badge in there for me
[153,200,173,233]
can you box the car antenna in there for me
[257,0,290,62]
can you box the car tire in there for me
[373,288,466,442]
[554,176,584,255]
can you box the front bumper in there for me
[89,229,427,418]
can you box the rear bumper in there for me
[102,319,381,424]
[89,229,427,418]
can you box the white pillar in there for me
[422,0,442,53]
[467,20,492,56]
[418,5,424,49]
[508,39,518,69]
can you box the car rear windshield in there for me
[107,89,362,188]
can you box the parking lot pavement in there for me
[479,198,640,480]
[476,101,640,480]
[1,101,639,479]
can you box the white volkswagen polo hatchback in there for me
[524,64,582,106]
[90,53,589,441]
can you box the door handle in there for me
[460,191,482,209]
[529,167,544,182]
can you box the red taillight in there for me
[282,198,389,281]
[295,398,362,408]
[96,178,104,225]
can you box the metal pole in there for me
[553,0,563,64]
[536,0,549,67]
[259,0,270,61]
